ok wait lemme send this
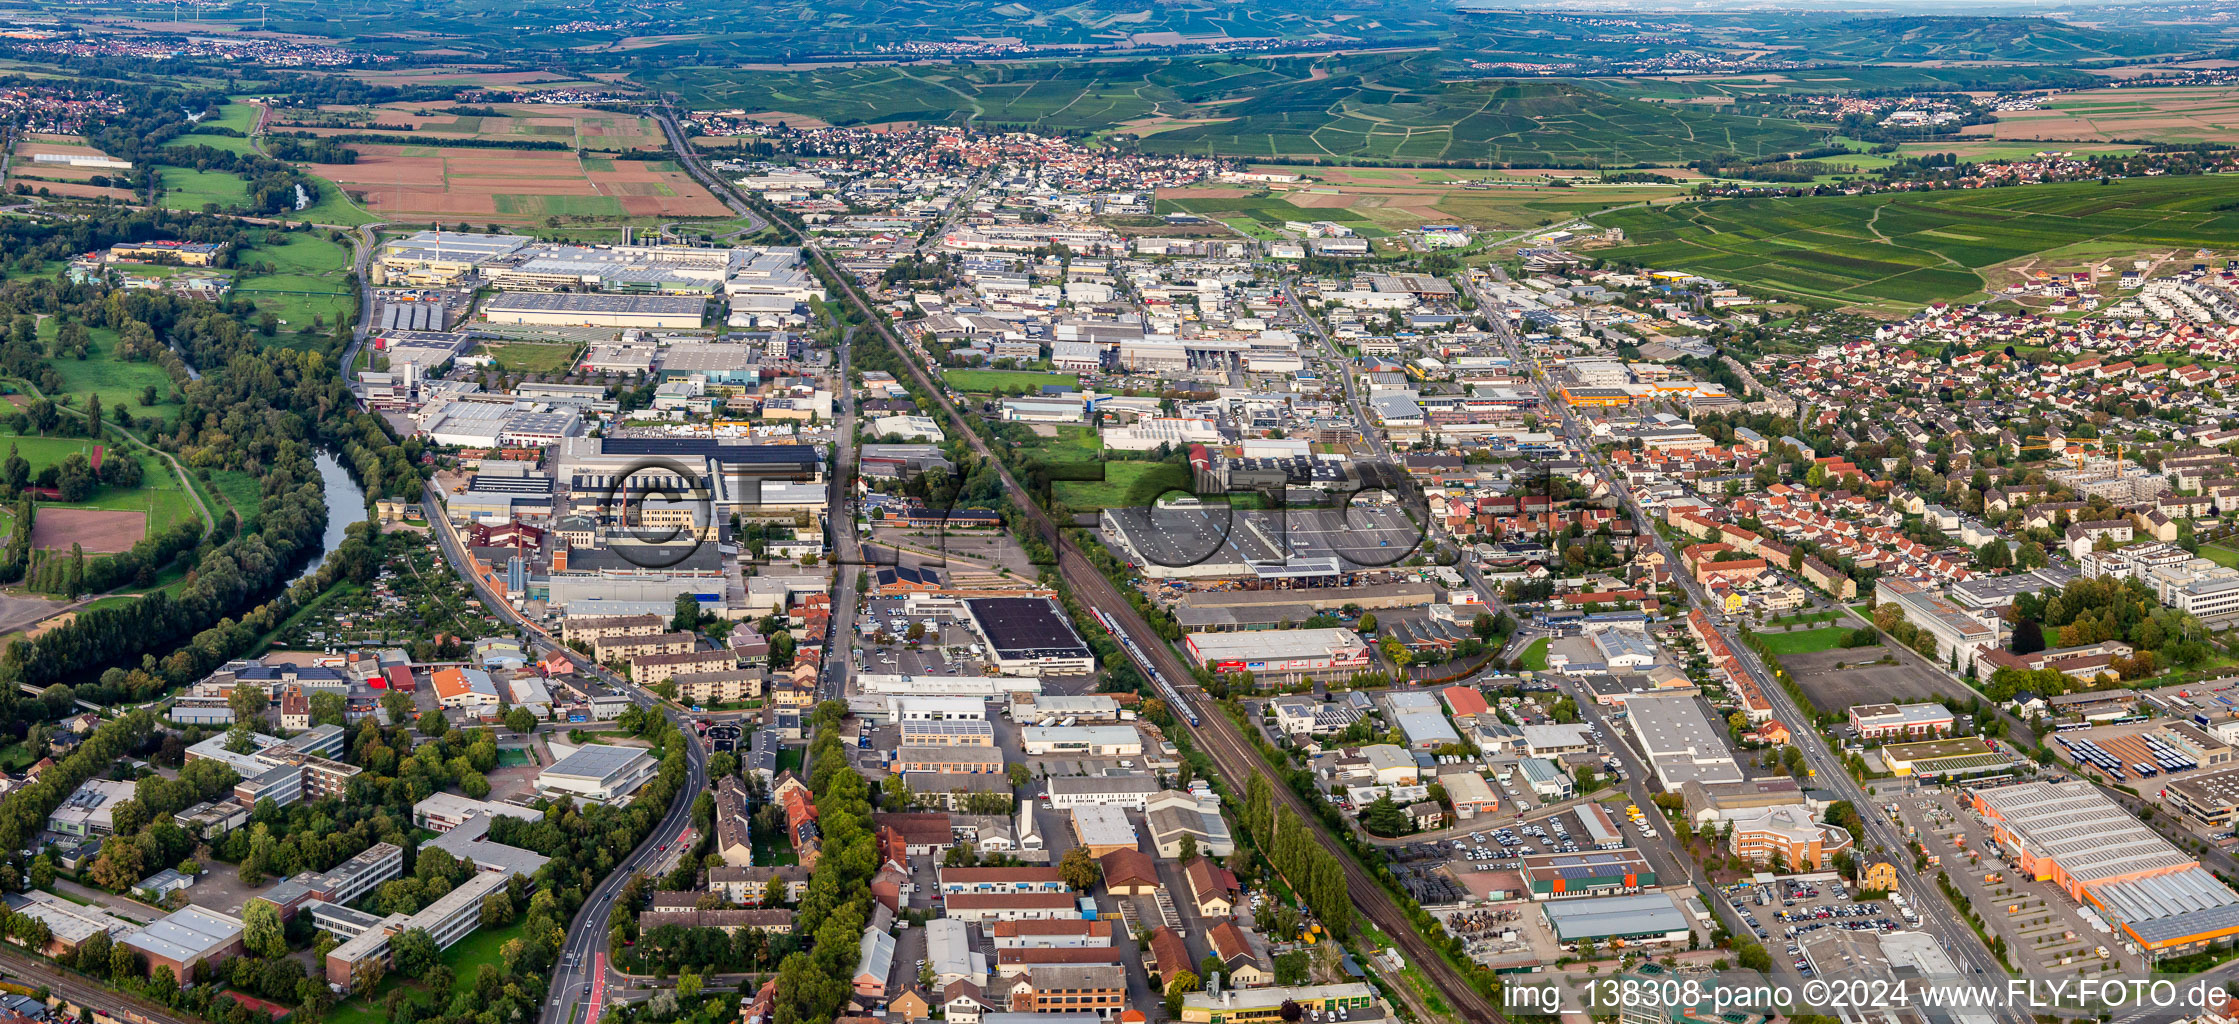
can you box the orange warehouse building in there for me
[1973,780,2239,958]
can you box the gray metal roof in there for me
[543,743,656,783]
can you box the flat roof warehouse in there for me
[964,597,1092,661]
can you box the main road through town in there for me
[1462,271,2027,1024]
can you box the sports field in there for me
[1596,173,2239,309]
[309,145,728,222]
[157,167,250,211]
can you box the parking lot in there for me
[1889,789,2136,977]
[1722,878,1902,973]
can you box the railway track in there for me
[653,133,1504,1023]
[801,250,1504,1024]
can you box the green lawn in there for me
[1520,637,1549,672]
[41,320,182,428]
[157,167,249,211]
[1757,626,1858,655]
[233,233,358,338]
[208,470,265,530]
[326,921,524,1024]
[2201,545,2239,569]
[1052,461,1194,512]
[483,342,582,374]
[943,368,1077,394]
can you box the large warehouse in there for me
[1540,892,1693,947]
[963,597,1095,676]
[1974,780,2239,958]
[1624,693,1744,788]
[481,292,707,329]
[537,744,659,803]
[1183,628,1370,681]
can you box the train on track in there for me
[1092,607,1198,727]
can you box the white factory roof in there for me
[122,905,244,964]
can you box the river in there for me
[286,450,370,586]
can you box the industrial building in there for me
[1974,780,2239,958]
[481,292,707,329]
[378,231,530,285]
[1539,892,1693,947]
[1182,628,1371,682]
[1518,850,1656,900]
[963,597,1095,676]
[537,744,659,803]
[2166,764,2239,829]
[1019,725,1142,757]
[482,242,751,294]
[1624,693,1743,787]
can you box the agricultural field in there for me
[647,54,1831,166]
[1980,86,2239,144]
[276,102,668,153]
[1595,173,2239,310]
[1163,179,1693,237]
[307,144,728,222]
[5,134,137,202]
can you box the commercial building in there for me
[1847,702,1955,740]
[1019,725,1141,757]
[1006,964,1124,1017]
[432,667,502,709]
[2167,765,2239,829]
[378,231,529,285]
[121,906,246,979]
[1624,693,1743,788]
[963,597,1095,676]
[1728,805,1851,871]
[941,893,1083,924]
[1518,850,1655,900]
[1539,892,1693,947]
[537,744,659,803]
[901,720,998,748]
[1183,629,1371,682]
[482,292,706,329]
[1045,775,1161,811]
[893,746,1006,774]
[1179,984,1377,1024]
[1147,791,1236,858]
[1974,780,2239,958]
[1068,805,1138,858]
[1874,578,1997,673]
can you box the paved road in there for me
[650,98,767,235]
[728,192,1504,1024]
[1461,274,2024,1022]
[418,490,709,1024]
